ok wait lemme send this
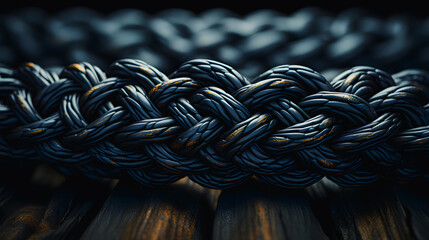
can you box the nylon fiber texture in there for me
[1,8,429,189]
[1,59,429,189]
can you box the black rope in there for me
[0,59,429,189]
[1,8,429,189]
[1,7,429,76]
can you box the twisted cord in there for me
[1,58,429,189]
[2,7,429,77]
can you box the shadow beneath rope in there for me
[391,179,429,240]
[306,178,424,240]
[0,164,114,240]
[3,162,427,240]
[80,175,220,240]
[212,176,428,240]
[212,176,330,240]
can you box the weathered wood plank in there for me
[1,163,424,240]
[80,177,221,240]
[28,178,115,239]
[0,165,56,240]
[0,164,115,240]
[0,163,44,225]
[212,177,329,240]
[393,181,429,240]
[307,178,415,240]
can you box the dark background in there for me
[1,1,428,17]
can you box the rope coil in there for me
[1,58,429,189]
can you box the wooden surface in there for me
[0,164,428,240]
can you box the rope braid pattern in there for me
[3,7,429,78]
[1,59,429,189]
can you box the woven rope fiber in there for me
[1,58,429,189]
[2,7,429,76]
[1,8,429,189]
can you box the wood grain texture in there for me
[307,178,415,240]
[1,164,429,240]
[80,177,220,240]
[0,164,114,240]
[0,165,55,240]
[393,181,429,240]
[212,177,329,240]
[28,178,114,240]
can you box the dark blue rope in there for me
[1,58,429,189]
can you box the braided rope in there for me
[1,58,429,189]
[2,7,429,77]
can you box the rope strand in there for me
[1,58,429,189]
[2,7,429,77]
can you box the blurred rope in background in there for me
[0,7,428,78]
